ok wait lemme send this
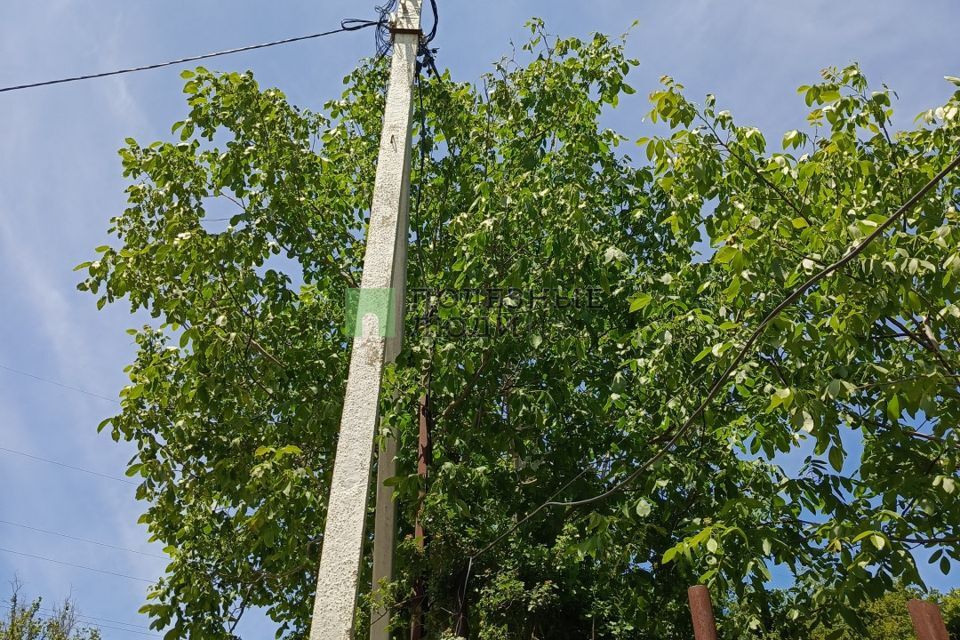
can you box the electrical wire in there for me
[0,546,154,584]
[0,362,118,404]
[552,151,960,509]
[0,19,384,94]
[462,151,960,570]
[22,603,153,634]
[0,603,160,638]
[373,0,400,57]
[417,0,441,77]
[0,446,137,486]
[425,0,440,44]
[374,0,440,72]
[0,519,166,560]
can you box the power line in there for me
[0,546,154,584]
[0,519,166,560]
[464,151,960,567]
[424,0,440,44]
[0,446,137,486]
[1,603,160,638]
[2,602,152,631]
[551,154,960,509]
[0,19,383,94]
[0,362,118,404]
[35,605,154,634]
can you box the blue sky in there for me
[0,1,958,637]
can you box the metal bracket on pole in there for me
[389,27,423,36]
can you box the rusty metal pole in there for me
[453,567,470,639]
[688,585,719,640]
[410,395,432,640]
[908,599,950,640]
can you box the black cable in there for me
[425,0,439,44]
[0,19,383,94]
[413,74,429,285]
[374,0,400,57]
[0,519,166,560]
[0,362,119,403]
[0,546,154,584]
[374,0,439,74]
[417,0,441,78]
[0,446,137,486]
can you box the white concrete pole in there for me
[309,2,422,639]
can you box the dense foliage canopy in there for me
[78,20,960,639]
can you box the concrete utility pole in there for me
[309,1,422,638]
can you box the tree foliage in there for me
[0,582,101,640]
[729,584,960,640]
[78,19,960,639]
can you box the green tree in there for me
[810,585,924,640]
[0,582,101,640]
[79,20,960,638]
[738,584,960,640]
[944,588,960,639]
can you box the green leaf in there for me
[828,445,844,472]
[801,411,815,433]
[766,387,794,412]
[826,379,854,399]
[886,394,900,421]
[662,546,679,565]
[629,293,652,312]
[820,88,841,102]
[943,477,956,494]
[692,346,713,363]
[714,245,739,264]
